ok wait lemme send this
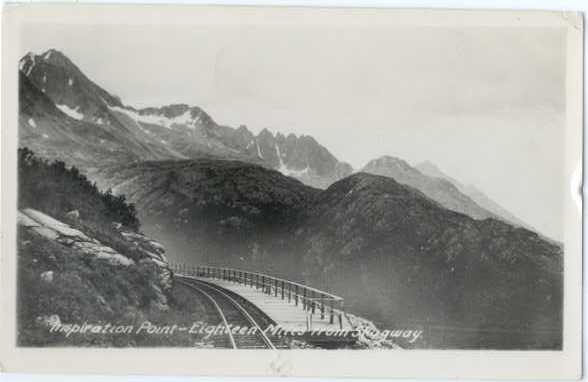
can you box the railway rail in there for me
[177,277,278,349]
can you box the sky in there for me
[19,22,567,241]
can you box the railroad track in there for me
[177,277,277,349]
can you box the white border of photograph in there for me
[0,4,583,379]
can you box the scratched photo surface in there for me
[16,20,565,350]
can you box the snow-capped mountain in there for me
[19,49,352,188]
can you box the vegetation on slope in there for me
[18,148,190,347]
[96,158,319,269]
[297,173,563,349]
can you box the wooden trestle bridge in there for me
[170,264,354,349]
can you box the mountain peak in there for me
[365,155,413,172]
[20,49,76,72]
[415,160,457,182]
[361,155,498,220]
[257,128,275,139]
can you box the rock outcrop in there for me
[18,208,173,305]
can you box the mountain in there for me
[295,173,562,349]
[94,158,319,270]
[19,71,169,177]
[361,156,497,220]
[255,129,353,189]
[416,160,534,230]
[95,156,562,349]
[19,49,352,188]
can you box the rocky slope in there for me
[17,207,176,346]
[361,156,498,220]
[18,71,174,178]
[17,148,259,348]
[19,49,352,188]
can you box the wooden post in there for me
[274,279,278,297]
[303,288,307,310]
[329,300,334,324]
[281,280,285,300]
[295,285,298,306]
[320,295,325,320]
[288,284,291,302]
[338,313,343,330]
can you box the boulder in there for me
[65,209,80,220]
[40,270,54,283]
[36,314,61,329]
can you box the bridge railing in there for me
[170,263,345,329]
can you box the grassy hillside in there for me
[17,148,209,347]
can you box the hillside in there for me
[17,148,218,347]
[96,157,562,349]
[95,158,319,270]
[295,173,562,348]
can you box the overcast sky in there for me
[20,23,567,241]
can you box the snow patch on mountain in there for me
[274,143,310,177]
[109,106,201,129]
[256,141,263,158]
[27,118,37,128]
[68,78,74,86]
[56,104,84,120]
